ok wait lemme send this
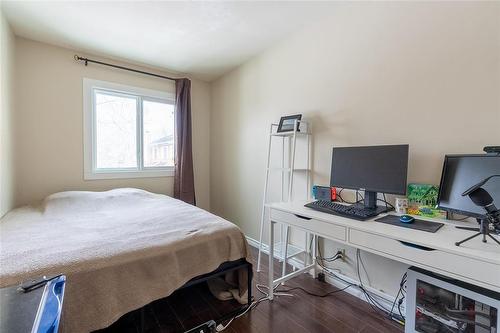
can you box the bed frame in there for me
[138,259,253,333]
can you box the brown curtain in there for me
[173,78,196,205]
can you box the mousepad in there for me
[375,215,444,233]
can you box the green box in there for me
[407,183,446,218]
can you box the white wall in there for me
[13,38,211,210]
[0,10,15,217]
[211,2,500,296]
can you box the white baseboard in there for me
[246,235,405,316]
[322,268,403,315]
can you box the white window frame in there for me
[83,78,175,180]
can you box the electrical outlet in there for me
[337,248,346,261]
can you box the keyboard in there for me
[304,200,378,221]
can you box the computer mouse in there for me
[400,215,415,224]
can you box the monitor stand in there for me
[351,190,392,215]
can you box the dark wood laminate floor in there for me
[96,246,404,333]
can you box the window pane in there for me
[95,91,137,169]
[143,100,174,167]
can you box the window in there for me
[83,78,175,179]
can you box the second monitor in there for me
[331,144,409,214]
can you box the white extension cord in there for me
[215,284,294,332]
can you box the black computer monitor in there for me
[437,154,500,218]
[330,144,409,213]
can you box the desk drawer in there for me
[270,209,346,242]
[350,229,500,289]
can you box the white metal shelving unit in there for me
[256,119,313,275]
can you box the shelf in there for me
[257,120,312,272]
[267,168,310,172]
[270,131,311,137]
[272,242,305,261]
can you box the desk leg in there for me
[269,219,275,301]
[312,235,318,278]
[304,232,310,267]
[281,225,290,283]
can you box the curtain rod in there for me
[74,55,179,81]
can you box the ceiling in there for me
[1,1,334,81]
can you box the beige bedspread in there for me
[0,188,249,333]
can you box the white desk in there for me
[266,201,500,300]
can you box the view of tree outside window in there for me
[143,100,175,167]
[94,90,173,170]
[95,92,137,169]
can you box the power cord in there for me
[318,250,343,262]
[316,241,344,266]
[355,250,391,315]
[337,189,396,211]
[318,245,405,324]
[215,294,269,332]
[216,251,353,332]
[215,283,294,332]
[316,251,387,316]
[389,272,407,321]
[381,193,395,210]
[337,188,363,205]
[316,228,405,325]
[276,284,352,298]
[218,242,405,331]
[355,249,405,323]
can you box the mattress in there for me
[0,188,249,333]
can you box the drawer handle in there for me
[294,214,312,220]
[399,241,435,252]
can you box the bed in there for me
[0,188,250,333]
